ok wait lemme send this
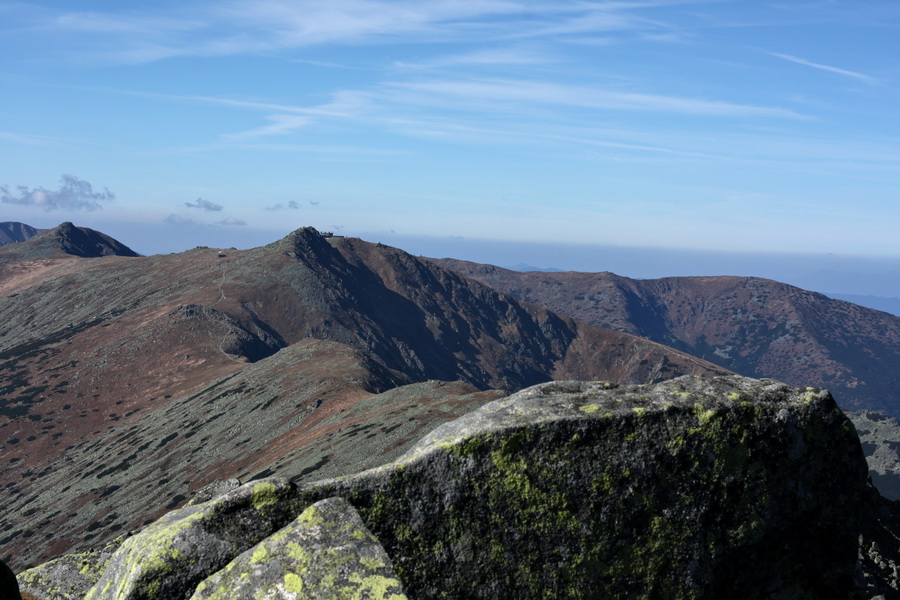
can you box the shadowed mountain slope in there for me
[0,226,726,569]
[0,222,43,246]
[0,222,139,260]
[430,259,900,416]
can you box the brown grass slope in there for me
[430,258,900,416]
[0,226,726,569]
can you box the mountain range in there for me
[3,221,900,577]
[0,223,724,570]
[430,258,900,417]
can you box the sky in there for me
[2,1,900,296]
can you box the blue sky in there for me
[2,1,900,284]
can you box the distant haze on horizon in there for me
[2,2,899,277]
[9,217,900,307]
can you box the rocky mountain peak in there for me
[47,222,140,258]
[0,221,139,260]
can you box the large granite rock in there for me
[17,535,130,600]
[190,497,407,600]
[303,376,869,599]
[18,376,873,599]
[82,478,298,600]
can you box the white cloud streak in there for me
[769,52,876,84]
[22,0,698,64]
[387,78,804,118]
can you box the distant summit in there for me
[0,221,44,246]
[0,221,139,260]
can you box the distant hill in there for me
[0,225,726,569]
[0,221,139,260]
[429,258,900,417]
[0,221,43,246]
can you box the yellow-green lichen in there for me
[250,544,271,565]
[693,403,717,426]
[251,482,279,511]
[348,573,408,600]
[284,572,304,594]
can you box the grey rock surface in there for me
[18,535,129,600]
[302,375,869,599]
[190,497,407,600]
[83,478,299,600]
[849,411,900,501]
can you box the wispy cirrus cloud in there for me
[15,0,693,65]
[393,45,558,70]
[0,131,59,146]
[768,52,877,84]
[385,78,805,118]
[1,175,114,211]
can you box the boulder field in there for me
[17,376,880,599]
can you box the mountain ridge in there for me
[429,257,900,416]
[0,224,726,569]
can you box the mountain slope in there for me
[0,222,43,246]
[430,258,900,416]
[0,221,139,260]
[0,226,726,569]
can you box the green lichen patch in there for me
[189,497,408,600]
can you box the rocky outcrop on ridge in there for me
[18,375,874,599]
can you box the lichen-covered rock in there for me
[190,497,407,600]
[856,481,900,599]
[302,375,869,599]
[84,478,300,600]
[17,534,130,600]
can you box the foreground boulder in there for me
[190,497,407,600]
[304,376,869,599]
[82,478,298,600]
[19,376,871,599]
